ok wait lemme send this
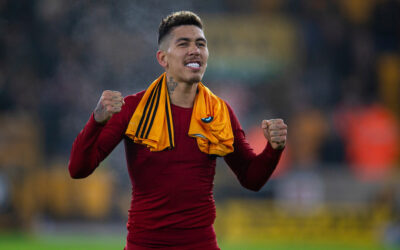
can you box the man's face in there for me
[160,25,208,84]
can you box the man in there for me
[69,11,287,250]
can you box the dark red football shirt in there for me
[68,91,283,249]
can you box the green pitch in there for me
[0,233,124,250]
[0,233,395,250]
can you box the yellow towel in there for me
[125,73,234,156]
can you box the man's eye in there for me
[178,43,188,47]
[197,43,206,47]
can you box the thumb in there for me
[261,119,271,129]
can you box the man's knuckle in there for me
[102,95,111,101]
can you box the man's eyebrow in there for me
[196,37,207,43]
[175,37,190,43]
[175,37,207,43]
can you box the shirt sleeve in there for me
[223,103,284,191]
[68,95,139,178]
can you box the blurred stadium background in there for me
[0,0,400,249]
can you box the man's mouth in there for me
[185,61,201,70]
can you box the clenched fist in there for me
[262,119,287,150]
[94,90,125,124]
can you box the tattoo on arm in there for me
[167,77,178,93]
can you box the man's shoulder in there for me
[220,99,240,128]
[124,90,146,105]
[221,99,234,114]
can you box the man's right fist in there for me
[94,90,125,124]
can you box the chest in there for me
[124,105,216,186]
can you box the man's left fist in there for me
[262,119,287,150]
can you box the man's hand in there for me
[262,119,287,150]
[94,90,125,124]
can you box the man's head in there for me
[156,11,209,84]
[158,11,203,49]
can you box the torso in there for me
[123,102,217,246]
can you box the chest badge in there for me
[201,116,214,123]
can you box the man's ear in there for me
[156,50,168,68]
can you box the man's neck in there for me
[166,75,198,108]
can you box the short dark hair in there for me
[158,11,203,46]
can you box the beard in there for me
[184,68,206,84]
[187,74,202,84]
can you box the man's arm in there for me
[224,104,287,191]
[68,90,130,178]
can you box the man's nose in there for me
[188,43,200,55]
